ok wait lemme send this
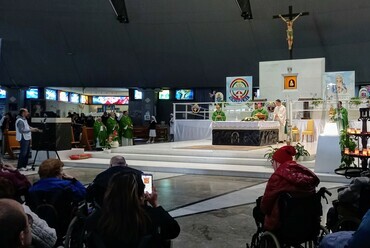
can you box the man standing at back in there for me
[86,155,143,206]
[273,99,287,143]
[16,108,41,171]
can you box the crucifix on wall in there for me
[273,6,309,59]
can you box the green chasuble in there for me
[119,115,134,139]
[335,107,349,130]
[93,121,107,146]
[251,108,269,118]
[212,110,226,121]
[106,117,119,137]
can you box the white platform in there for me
[61,140,350,183]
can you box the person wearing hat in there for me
[260,145,320,231]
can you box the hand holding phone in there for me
[141,174,153,194]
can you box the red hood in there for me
[274,161,320,189]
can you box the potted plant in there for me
[264,146,278,162]
[294,143,310,161]
[263,143,310,162]
[109,129,120,148]
[339,129,356,168]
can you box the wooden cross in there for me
[273,6,309,59]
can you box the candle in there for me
[355,149,359,155]
[363,150,368,156]
[356,129,361,134]
[344,148,349,154]
[347,128,352,134]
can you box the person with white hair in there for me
[147,116,157,144]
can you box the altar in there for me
[212,121,280,146]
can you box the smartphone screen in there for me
[141,174,153,194]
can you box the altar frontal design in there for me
[226,76,252,103]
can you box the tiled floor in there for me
[15,163,344,248]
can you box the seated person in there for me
[0,162,31,198]
[251,103,268,120]
[87,172,180,248]
[0,177,57,248]
[28,159,86,202]
[260,145,320,231]
[27,159,86,241]
[212,104,226,121]
[86,155,143,207]
[0,198,32,248]
[326,173,370,230]
[319,209,370,248]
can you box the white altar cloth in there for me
[212,121,280,130]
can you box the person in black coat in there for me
[86,155,142,207]
[87,172,180,248]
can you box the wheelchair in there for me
[248,187,331,248]
[326,184,370,232]
[26,188,80,246]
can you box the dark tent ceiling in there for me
[1,0,370,88]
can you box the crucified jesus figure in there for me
[279,13,302,50]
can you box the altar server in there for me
[273,99,287,142]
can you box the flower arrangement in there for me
[111,129,119,141]
[264,143,310,162]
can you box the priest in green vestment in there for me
[335,101,348,131]
[251,103,269,120]
[212,104,226,121]
[119,111,134,146]
[93,117,107,147]
[106,112,119,141]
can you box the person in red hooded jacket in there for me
[261,145,320,231]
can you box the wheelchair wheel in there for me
[295,225,328,248]
[64,216,86,248]
[250,232,261,248]
[260,231,280,248]
[334,217,361,232]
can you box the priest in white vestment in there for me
[273,99,287,142]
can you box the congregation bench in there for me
[4,130,20,159]
[133,126,168,143]
[80,126,95,151]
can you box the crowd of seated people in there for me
[0,155,180,248]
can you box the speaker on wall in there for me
[109,0,129,23]
[235,0,253,20]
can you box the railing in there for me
[173,102,259,121]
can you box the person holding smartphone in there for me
[87,172,180,248]
[86,155,143,207]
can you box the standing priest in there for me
[119,111,134,146]
[251,103,269,120]
[93,117,107,147]
[273,99,287,142]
